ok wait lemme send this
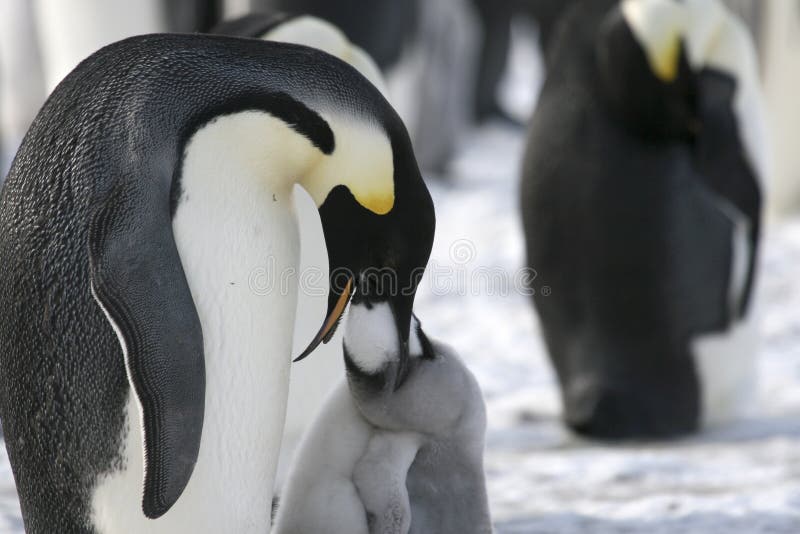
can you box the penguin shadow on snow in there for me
[273,307,492,534]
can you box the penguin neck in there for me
[175,110,328,201]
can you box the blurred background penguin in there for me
[521,0,768,439]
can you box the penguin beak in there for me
[294,140,434,369]
[294,270,418,389]
[294,276,353,362]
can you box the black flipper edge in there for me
[88,185,205,518]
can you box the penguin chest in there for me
[172,175,300,528]
[90,151,301,532]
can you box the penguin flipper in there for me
[88,186,205,519]
[695,70,763,316]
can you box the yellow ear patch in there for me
[300,113,395,215]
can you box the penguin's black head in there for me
[295,126,435,379]
[596,4,697,141]
[594,0,767,160]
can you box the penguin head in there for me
[294,120,435,380]
[595,0,768,177]
[213,12,437,374]
[596,0,697,141]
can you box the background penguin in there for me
[521,0,768,438]
[470,0,575,124]
[274,311,491,534]
[163,0,226,33]
[210,13,387,95]
[0,33,434,532]
[249,0,419,71]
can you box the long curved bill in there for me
[294,276,353,362]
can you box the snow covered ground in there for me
[2,122,797,533]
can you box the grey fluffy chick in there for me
[273,303,492,534]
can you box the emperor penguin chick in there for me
[273,305,492,534]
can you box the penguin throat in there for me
[343,302,400,373]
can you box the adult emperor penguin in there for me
[0,33,434,533]
[273,312,491,534]
[521,0,768,438]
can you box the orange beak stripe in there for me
[293,277,353,362]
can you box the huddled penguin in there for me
[210,13,388,95]
[0,33,434,532]
[521,0,768,438]
[274,310,491,534]
[163,0,225,33]
[250,0,419,70]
